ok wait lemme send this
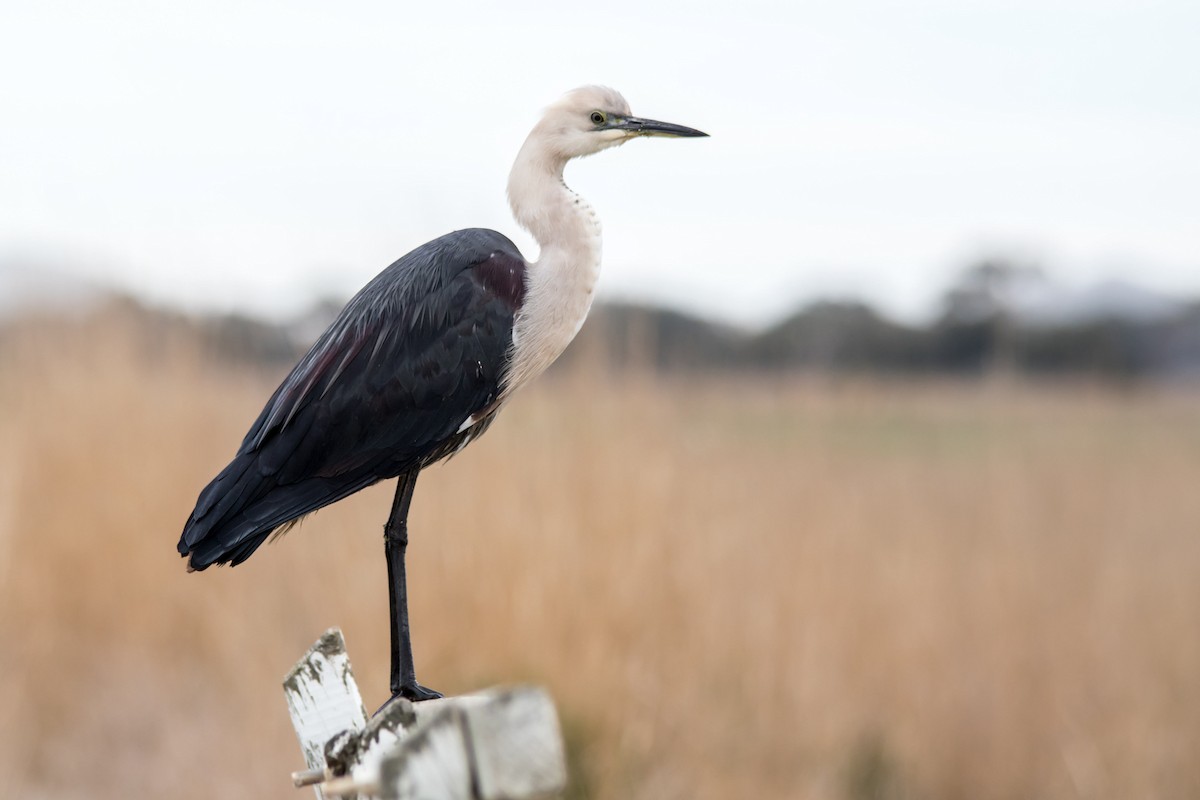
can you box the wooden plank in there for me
[379,706,474,800]
[338,694,417,789]
[377,687,567,800]
[282,632,567,800]
[283,628,370,800]
[462,688,567,800]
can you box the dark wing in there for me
[178,228,526,570]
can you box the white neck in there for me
[501,134,603,395]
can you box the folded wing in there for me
[178,228,527,570]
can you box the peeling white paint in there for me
[282,628,369,799]
[282,631,567,800]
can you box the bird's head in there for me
[531,85,708,161]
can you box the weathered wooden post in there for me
[283,628,568,800]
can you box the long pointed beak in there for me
[614,116,709,138]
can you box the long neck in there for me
[502,136,603,395]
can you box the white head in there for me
[524,85,708,163]
[507,86,707,248]
[501,87,707,394]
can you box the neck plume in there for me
[501,131,603,396]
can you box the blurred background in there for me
[2,1,1199,798]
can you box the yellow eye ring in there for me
[590,111,606,126]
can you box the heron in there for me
[177,86,707,704]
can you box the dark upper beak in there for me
[613,116,709,138]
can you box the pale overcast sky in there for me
[2,0,1198,326]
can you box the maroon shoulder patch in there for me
[473,251,527,310]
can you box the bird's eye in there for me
[590,111,606,126]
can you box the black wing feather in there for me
[179,228,526,570]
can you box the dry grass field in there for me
[2,309,1200,799]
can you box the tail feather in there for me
[178,457,381,570]
[184,453,261,547]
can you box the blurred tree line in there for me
[4,259,1199,381]
[574,259,1200,381]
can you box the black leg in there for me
[383,471,442,704]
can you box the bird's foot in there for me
[373,682,443,717]
[396,681,443,703]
